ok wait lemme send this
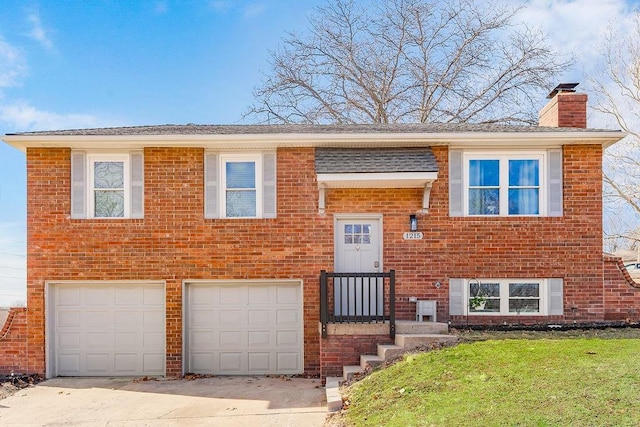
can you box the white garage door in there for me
[50,282,165,377]
[185,281,303,375]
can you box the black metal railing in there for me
[320,270,395,339]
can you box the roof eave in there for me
[1,131,627,152]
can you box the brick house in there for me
[1,85,635,380]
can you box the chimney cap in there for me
[547,83,579,99]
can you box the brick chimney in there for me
[538,83,587,128]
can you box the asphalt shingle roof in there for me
[315,147,438,173]
[6,122,620,136]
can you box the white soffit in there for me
[317,172,438,188]
[2,131,626,151]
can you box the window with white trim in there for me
[221,154,261,218]
[71,151,144,219]
[449,149,563,217]
[204,151,277,219]
[465,153,544,216]
[467,279,546,315]
[88,154,130,218]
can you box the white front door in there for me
[334,216,383,317]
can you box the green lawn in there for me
[341,337,640,426]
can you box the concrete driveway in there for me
[0,376,328,426]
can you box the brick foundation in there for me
[320,333,392,380]
[0,308,28,374]
[603,256,640,321]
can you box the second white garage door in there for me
[184,281,303,375]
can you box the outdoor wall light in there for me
[409,214,418,232]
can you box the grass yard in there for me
[339,331,640,426]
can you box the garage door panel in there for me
[248,286,269,304]
[114,353,137,373]
[58,354,80,374]
[143,287,165,305]
[84,288,111,306]
[115,311,139,327]
[85,332,111,348]
[186,282,302,375]
[57,311,80,327]
[248,309,269,325]
[248,353,270,371]
[219,352,243,372]
[219,331,243,347]
[247,330,271,347]
[143,310,164,327]
[85,310,113,327]
[143,353,165,372]
[115,287,143,305]
[190,331,215,348]
[57,288,81,306]
[276,330,299,346]
[276,286,299,304]
[219,310,243,326]
[190,353,215,373]
[86,353,109,373]
[277,352,300,371]
[58,332,80,348]
[276,309,298,325]
[52,283,165,377]
[220,286,247,305]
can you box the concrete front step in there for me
[343,365,365,382]
[395,333,459,351]
[360,354,384,370]
[378,344,404,360]
[325,376,343,412]
[396,320,449,334]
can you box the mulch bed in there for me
[0,373,43,400]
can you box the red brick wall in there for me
[320,334,392,379]
[26,143,605,377]
[0,308,28,374]
[603,256,640,321]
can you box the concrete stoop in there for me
[325,321,458,412]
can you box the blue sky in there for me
[0,0,638,306]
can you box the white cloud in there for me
[154,1,168,15]
[242,3,266,19]
[0,101,105,132]
[26,12,54,51]
[517,0,636,72]
[0,37,27,88]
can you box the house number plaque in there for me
[403,232,424,240]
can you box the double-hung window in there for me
[71,151,144,219]
[450,278,564,317]
[467,154,543,216]
[205,151,277,219]
[88,154,129,218]
[468,279,544,314]
[449,149,563,217]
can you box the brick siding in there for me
[26,142,607,378]
[319,334,393,379]
[603,256,640,321]
[0,308,28,374]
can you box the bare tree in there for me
[588,14,640,252]
[246,0,569,125]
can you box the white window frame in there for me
[465,278,548,316]
[87,153,131,219]
[463,151,547,217]
[219,153,263,219]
